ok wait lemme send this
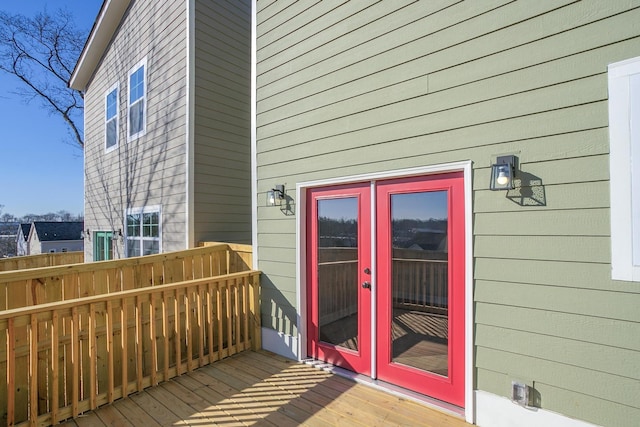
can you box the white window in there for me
[608,56,640,281]
[126,206,161,257]
[105,82,119,151]
[127,58,147,140]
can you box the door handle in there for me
[362,281,371,289]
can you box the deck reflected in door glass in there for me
[317,197,359,351]
[390,191,449,376]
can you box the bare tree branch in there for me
[0,8,87,148]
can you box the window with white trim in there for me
[127,58,146,140]
[608,56,640,281]
[105,83,119,151]
[126,206,161,257]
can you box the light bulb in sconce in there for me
[496,169,509,186]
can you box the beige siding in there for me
[193,0,252,244]
[256,1,640,425]
[84,0,188,260]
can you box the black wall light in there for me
[490,155,517,191]
[267,184,285,206]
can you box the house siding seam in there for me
[255,1,640,426]
[193,0,252,245]
[83,0,188,260]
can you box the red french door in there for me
[307,183,372,374]
[375,173,465,406]
[307,173,465,407]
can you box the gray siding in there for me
[256,1,640,425]
[193,0,252,244]
[84,0,188,260]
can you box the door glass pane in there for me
[317,197,359,351]
[390,191,449,377]
[95,233,106,261]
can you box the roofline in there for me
[69,0,132,90]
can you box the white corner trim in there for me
[250,0,258,270]
[261,327,299,360]
[462,161,474,424]
[185,0,195,249]
[608,55,640,281]
[475,391,601,427]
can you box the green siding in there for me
[256,1,640,425]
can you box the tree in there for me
[0,8,86,148]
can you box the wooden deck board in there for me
[58,350,472,427]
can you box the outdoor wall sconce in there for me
[112,229,123,241]
[81,229,90,240]
[267,184,285,206]
[490,155,518,190]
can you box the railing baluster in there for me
[120,297,128,399]
[207,281,215,364]
[51,311,59,425]
[162,291,169,382]
[149,292,157,386]
[106,300,114,404]
[198,285,205,367]
[226,280,232,356]
[71,307,79,419]
[185,287,193,372]
[216,284,223,360]
[89,303,97,410]
[135,296,143,392]
[7,317,15,426]
[174,288,181,377]
[234,281,240,354]
[242,278,249,351]
[29,314,38,426]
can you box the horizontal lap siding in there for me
[84,0,187,259]
[193,0,252,245]
[256,1,640,425]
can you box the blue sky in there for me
[0,1,102,218]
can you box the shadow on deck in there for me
[61,350,473,427]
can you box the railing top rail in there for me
[0,269,261,321]
[0,243,235,281]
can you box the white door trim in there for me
[295,161,474,423]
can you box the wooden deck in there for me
[60,351,472,427]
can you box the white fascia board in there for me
[69,0,132,90]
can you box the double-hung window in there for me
[126,206,161,257]
[609,56,640,281]
[105,83,118,151]
[128,58,146,140]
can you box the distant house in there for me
[0,222,18,257]
[27,222,84,255]
[16,223,30,256]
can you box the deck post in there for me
[249,272,261,351]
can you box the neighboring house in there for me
[27,222,84,255]
[0,222,18,257]
[253,2,640,427]
[16,223,30,256]
[72,1,640,427]
[69,0,251,261]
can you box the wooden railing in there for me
[0,270,261,427]
[0,243,252,310]
[317,247,448,320]
[0,252,84,272]
[392,258,448,314]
